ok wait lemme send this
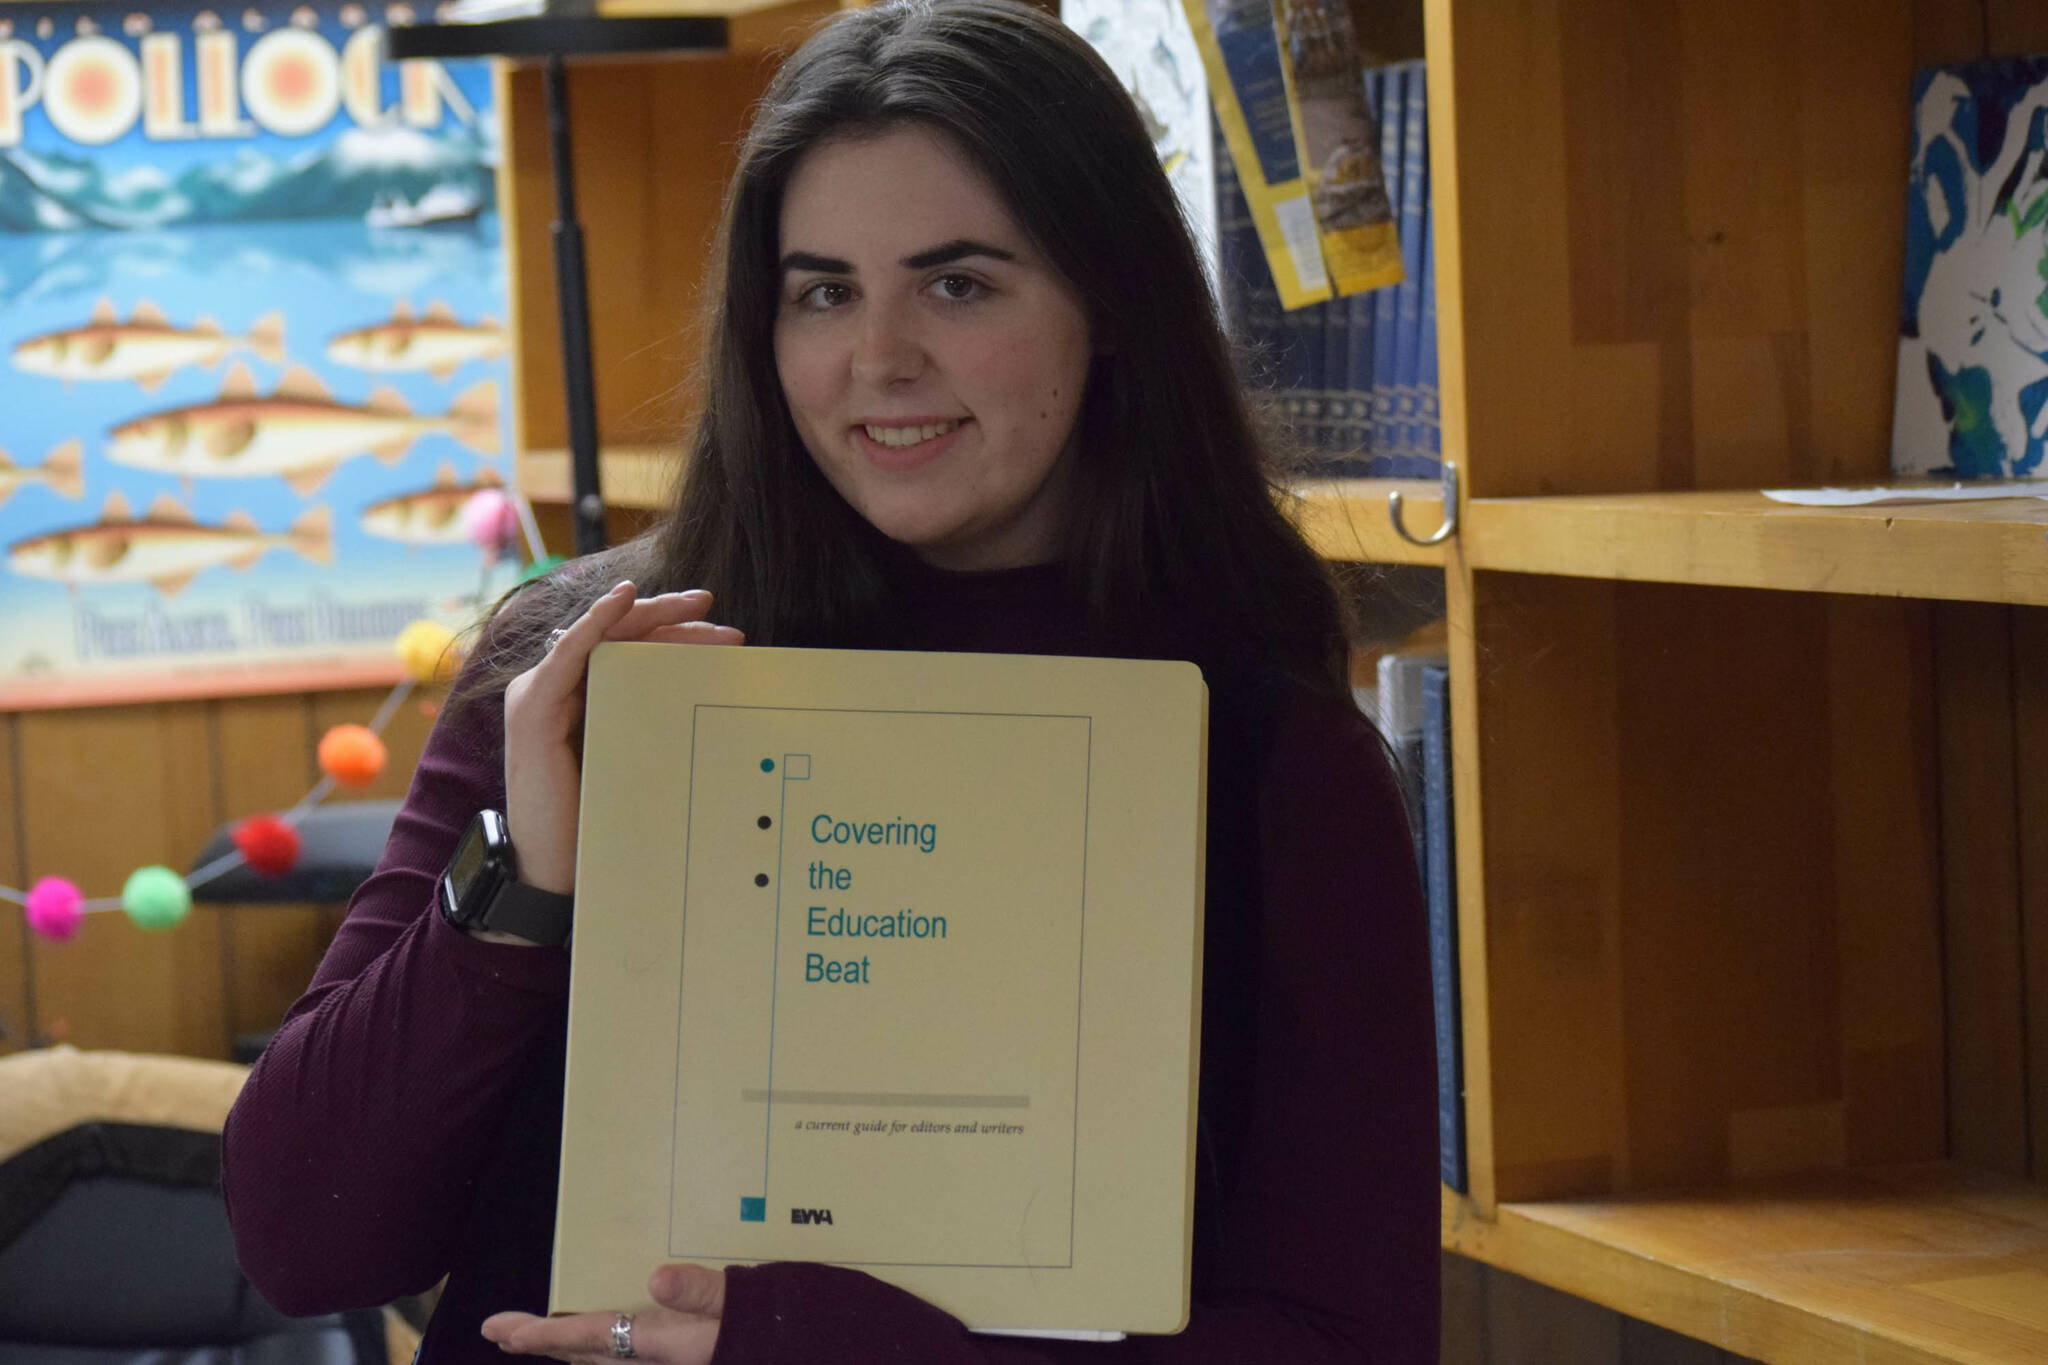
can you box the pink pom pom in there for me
[233,814,303,877]
[25,876,85,942]
[461,489,520,556]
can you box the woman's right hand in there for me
[501,582,744,904]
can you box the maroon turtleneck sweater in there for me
[221,562,1439,1364]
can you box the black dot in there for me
[755,873,769,887]
[758,815,773,829]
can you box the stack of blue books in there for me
[1214,59,1438,479]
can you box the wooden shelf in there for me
[517,446,676,510]
[1293,478,1448,567]
[1462,489,2048,607]
[515,460,1450,568]
[1443,1163,2048,1365]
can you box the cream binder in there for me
[552,644,1208,1334]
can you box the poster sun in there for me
[0,0,513,709]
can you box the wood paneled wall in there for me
[1465,587,2048,1202]
[1469,577,1950,1203]
[1935,604,2048,1180]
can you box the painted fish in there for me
[360,461,506,545]
[6,492,333,596]
[107,362,502,497]
[11,298,286,392]
[0,440,85,509]
[326,300,508,381]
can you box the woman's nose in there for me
[850,300,926,387]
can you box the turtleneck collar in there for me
[886,555,1108,659]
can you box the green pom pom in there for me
[519,554,569,584]
[122,865,192,931]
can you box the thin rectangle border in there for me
[664,701,1093,1270]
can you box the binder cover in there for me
[552,644,1209,1334]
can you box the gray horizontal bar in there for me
[741,1090,1029,1108]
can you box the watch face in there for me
[448,820,490,898]
[442,811,508,926]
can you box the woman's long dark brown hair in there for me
[464,0,1350,704]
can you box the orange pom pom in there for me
[318,724,387,788]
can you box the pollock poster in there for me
[0,0,514,709]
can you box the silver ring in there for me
[608,1312,635,1359]
[545,627,568,652]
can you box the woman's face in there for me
[773,123,1094,571]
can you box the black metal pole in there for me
[544,52,606,556]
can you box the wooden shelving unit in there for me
[1400,0,2048,1359]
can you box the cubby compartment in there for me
[1447,574,2047,1361]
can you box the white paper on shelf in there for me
[1760,481,2048,506]
[972,1330,1129,1342]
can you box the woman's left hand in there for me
[482,1265,725,1365]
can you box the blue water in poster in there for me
[0,1,515,707]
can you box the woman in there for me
[220,1,1437,1360]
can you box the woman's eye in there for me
[795,281,852,310]
[932,273,984,302]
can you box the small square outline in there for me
[784,753,812,780]
[739,1196,766,1222]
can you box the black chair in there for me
[0,1049,403,1365]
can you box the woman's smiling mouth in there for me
[860,418,963,447]
[853,418,971,471]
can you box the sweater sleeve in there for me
[220,663,572,1317]
[709,696,1441,1365]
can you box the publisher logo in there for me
[791,1208,835,1226]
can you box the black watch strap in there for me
[480,880,576,947]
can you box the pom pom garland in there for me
[319,724,387,788]
[233,815,303,877]
[122,866,192,931]
[25,877,84,942]
[2,570,519,940]
[395,618,462,684]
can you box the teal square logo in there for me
[739,1197,766,1223]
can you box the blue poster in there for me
[0,0,513,708]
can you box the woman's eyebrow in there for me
[779,239,1019,276]
[901,238,1017,269]
[781,250,850,274]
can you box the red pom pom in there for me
[233,814,302,877]
[318,724,387,788]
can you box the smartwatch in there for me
[438,809,575,947]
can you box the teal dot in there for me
[761,758,775,772]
